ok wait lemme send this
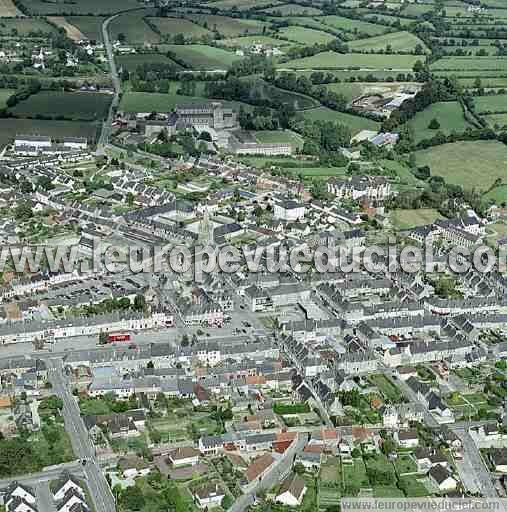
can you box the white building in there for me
[193,483,225,509]
[275,474,307,507]
[273,200,306,222]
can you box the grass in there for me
[66,16,105,41]
[394,454,418,476]
[398,476,430,497]
[116,53,182,72]
[473,94,507,114]
[254,129,304,149]
[209,0,281,10]
[17,0,140,14]
[218,34,295,48]
[485,114,507,129]
[0,17,56,35]
[280,51,420,70]
[108,9,160,44]
[348,31,428,53]
[407,101,473,142]
[320,457,341,484]
[484,187,507,204]
[186,14,269,37]
[9,91,112,121]
[163,44,243,70]
[414,141,507,190]
[0,118,98,149]
[320,14,390,36]
[302,106,380,135]
[278,25,337,45]
[0,89,14,109]
[431,57,507,71]
[374,486,405,497]
[390,208,444,229]
[369,374,404,403]
[263,3,323,15]
[147,17,212,39]
[342,458,370,494]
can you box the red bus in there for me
[107,333,131,343]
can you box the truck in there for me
[107,332,131,343]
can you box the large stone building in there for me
[175,102,238,130]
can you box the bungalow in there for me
[193,483,225,509]
[428,465,457,492]
[168,447,200,467]
[395,430,419,449]
[275,474,307,507]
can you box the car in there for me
[240,305,245,310]
[81,459,87,466]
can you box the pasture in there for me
[407,101,473,142]
[485,113,507,129]
[348,31,428,53]
[0,119,97,149]
[280,51,420,70]
[431,57,507,71]
[163,44,243,70]
[208,0,281,10]
[278,25,337,45]
[17,0,140,15]
[390,209,444,230]
[414,141,507,190]
[9,91,112,121]
[302,106,380,134]
[47,16,85,41]
[0,17,56,35]
[186,14,269,37]
[218,35,295,48]
[473,94,507,114]
[66,16,105,41]
[320,14,390,36]
[108,10,160,44]
[147,17,212,40]
[116,54,182,72]
[263,3,322,15]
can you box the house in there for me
[273,200,305,222]
[117,456,151,479]
[428,465,457,492]
[395,429,419,449]
[167,447,200,467]
[490,449,507,473]
[193,483,225,509]
[52,473,85,502]
[275,473,307,507]
[245,453,275,483]
[1,482,37,512]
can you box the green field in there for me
[218,35,295,48]
[186,14,269,37]
[302,106,380,135]
[407,101,473,142]
[369,374,404,402]
[348,31,428,53]
[473,94,507,114]
[320,15,390,36]
[254,129,304,149]
[147,17,212,40]
[0,17,57,35]
[278,25,337,45]
[116,53,182,72]
[17,0,141,14]
[0,89,14,109]
[9,91,112,121]
[263,3,323,15]
[0,118,98,149]
[66,16,105,41]
[485,113,507,129]
[391,208,444,229]
[108,10,160,44]
[208,0,281,10]
[163,44,243,70]
[414,141,507,190]
[431,57,507,71]
[280,51,420,70]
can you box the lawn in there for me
[108,10,160,44]
[414,141,507,190]
[280,51,420,70]
[147,17,212,39]
[390,208,444,229]
[302,106,380,135]
[407,101,473,142]
[254,129,304,149]
[186,14,269,37]
[320,14,390,36]
[163,44,243,70]
[0,118,98,149]
[473,94,507,114]
[0,89,14,109]
[278,26,337,45]
[368,374,404,403]
[348,31,428,53]
[9,91,112,121]
[394,454,418,476]
[430,57,507,71]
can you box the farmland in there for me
[186,14,269,37]
[320,15,390,36]
[0,0,23,16]
[147,17,212,40]
[347,31,428,53]
[0,89,14,108]
[279,51,420,70]
[278,26,337,45]
[9,91,112,121]
[414,141,507,190]
[302,106,380,134]
[407,101,473,143]
[17,0,141,15]
[108,10,160,45]
[0,119,98,149]
[390,208,444,230]
[208,0,281,11]
[473,95,507,114]
[431,57,507,71]
[116,54,182,72]
[163,44,243,70]
[263,3,323,16]
[0,17,57,35]
[66,16,105,41]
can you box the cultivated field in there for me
[0,119,98,149]
[473,94,507,114]
[9,91,112,121]
[186,14,269,37]
[263,3,323,15]
[208,0,281,11]
[407,101,473,142]
[348,31,428,53]
[66,16,105,41]
[116,54,182,72]
[278,25,337,45]
[47,16,86,41]
[163,44,243,70]
[0,0,23,16]
[0,18,57,35]
[431,57,507,71]
[320,15,390,36]
[17,0,140,15]
[414,141,507,189]
[302,106,380,134]
[108,10,160,44]
[147,17,212,39]
[280,51,420,70]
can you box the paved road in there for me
[48,358,116,512]
[36,481,57,512]
[452,426,498,497]
[0,463,83,489]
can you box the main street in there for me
[47,358,116,512]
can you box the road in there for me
[48,358,116,512]
[36,481,57,512]
[0,463,83,488]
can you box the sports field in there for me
[163,44,243,70]
[348,31,428,53]
[263,3,322,15]
[280,51,420,70]
[414,141,507,189]
[407,101,473,142]
[254,130,304,149]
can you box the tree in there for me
[117,32,126,43]
[133,294,146,312]
[413,60,424,73]
[428,118,440,130]
[14,201,32,222]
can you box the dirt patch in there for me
[47,16,86,41]
[0,0,24,17]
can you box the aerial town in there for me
[1,0,507,511]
